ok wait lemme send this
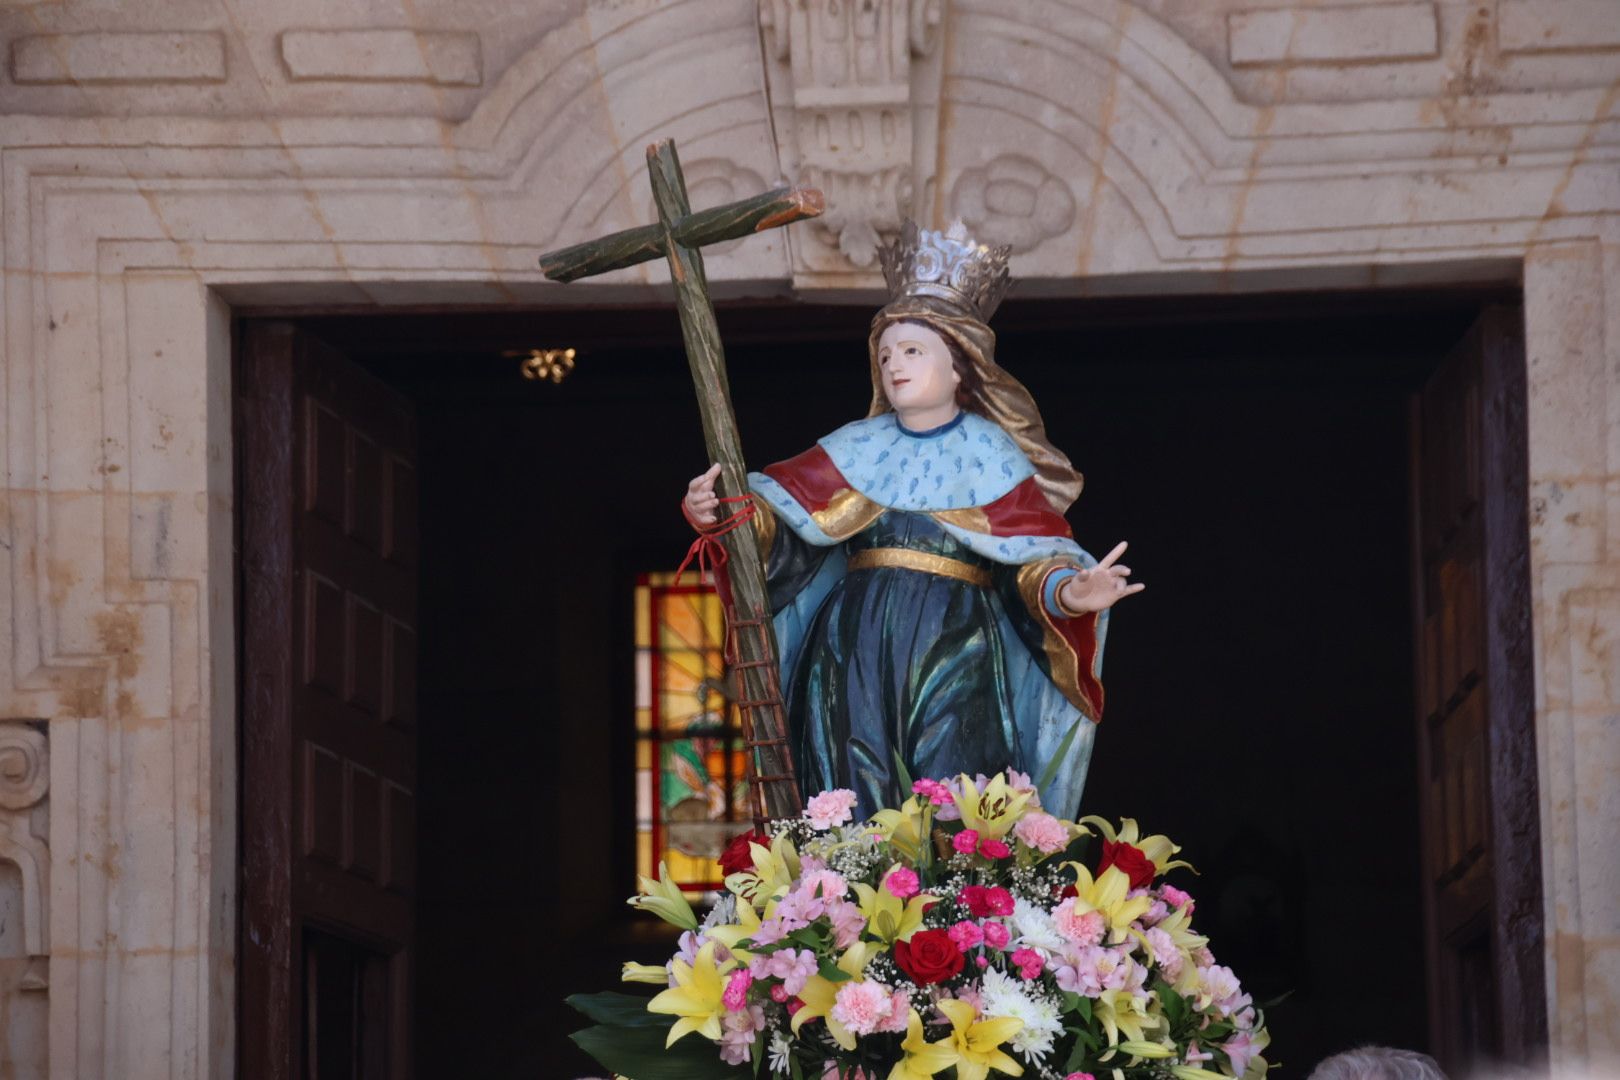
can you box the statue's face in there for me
[877,322,960,414]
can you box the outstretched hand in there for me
[683,463,723,527]
[1057,540,1145,615]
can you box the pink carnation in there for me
[1011,947,1045,980]
[1053,898,1107,946]
[722,969,753,1011]
[799,869,849,900]
[1013,811,1071,855]
[804,789,858,831]
[948,920,985,952]
[1160,884,1195,912]
[1065,1074,1097,1080]
[830,980,896,1036]
[911,778,954,806]
[982,921,1011,950]
[883,866,920,900]
[953,829,980,854]
[979,837,1011,860]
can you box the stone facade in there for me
[0,0,1616,1075]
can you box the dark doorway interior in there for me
[284,289,1505,1078]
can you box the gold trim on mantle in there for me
[932,506,992,533]
[1016,557,1100,721]
[752,500,777,556]
[812,487,886,540]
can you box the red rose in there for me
[1099,839,1155,890]
[719,829,768,878]
[894,929,966,986]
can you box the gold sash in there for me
[846,547,993,588]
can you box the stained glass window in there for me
[634,571,750,897]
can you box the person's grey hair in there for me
[1307,1046,1448,1080]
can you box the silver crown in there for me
[879,220,1012,321]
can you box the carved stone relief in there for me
[760,0,946,273]
[0,722,48,1077]
[0,723,48,955]
[949,154,1077,254]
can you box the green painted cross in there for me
[538,139,822,823]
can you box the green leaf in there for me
[1153,980,1188,1028]
[565,991,668,1029]
[817,957,854,982]
[1070,995,1093,1023]
[785,928,825,951]
[571,1023,752,1079]
[1036,716,1087,794]
[790,1054,804,1080]
[892,748,916,793]
[1064,1031,1095,1071]
[752,1023,765,1077]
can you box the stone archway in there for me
[0,0,1616,1074]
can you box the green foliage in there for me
[892,748,916,793]
[568,992,752,1079]
[784,926,827,953]
[817,957,854,982]
[570,1022,752,1080]
[1154,979,1190,1030]
[565,991,668,1028]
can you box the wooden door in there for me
[1409,306,1544,1076]
[239,322,418,1080]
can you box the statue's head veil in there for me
[867,221,1084,513]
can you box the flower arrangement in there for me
[569,770,1271,1080]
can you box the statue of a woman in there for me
[684,222,1142,819]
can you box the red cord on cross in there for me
[676,493,758,614]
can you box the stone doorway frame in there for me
[1,2,1616,1076]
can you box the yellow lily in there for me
[887,1009,959,1080]
[851,880,937,944]
[723,834,800,908]
[790,941,880,1050]
[1152,903,1209,994]
[620,961,669,985]
[702,895,763,965]
[1093,984,1158,1047]
[868,796,932,862]
[937,998,1024,1080]
[1080,816,1195,877]
[628,861,699,931]
[647,940,735,1047]
[952,773,1034,840]
[1117,1039,1176,1059]
[1057,862,1153,941]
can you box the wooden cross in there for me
[538,140,822,823]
